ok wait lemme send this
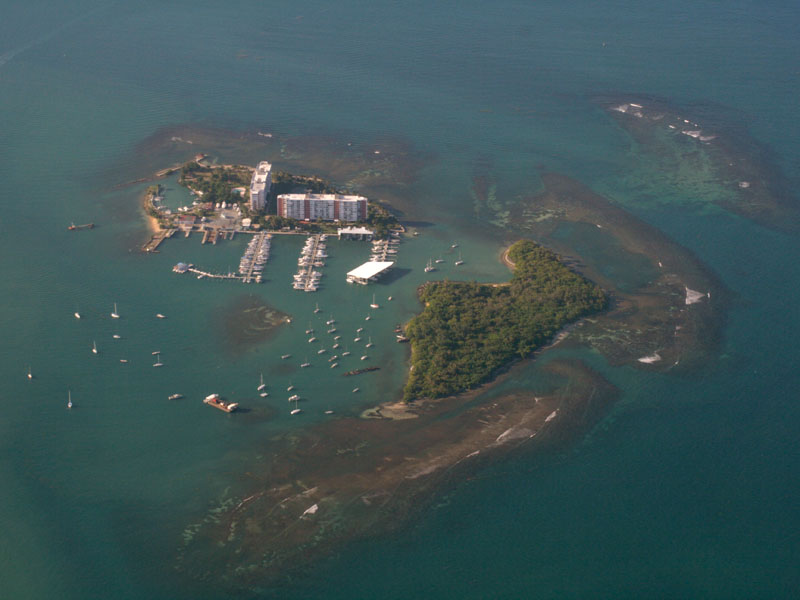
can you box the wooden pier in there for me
[142,228,176,253]
[187,267,243,281]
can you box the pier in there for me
[142,228,176,253]
[293,234,326,292]
[238,232,271,284]
[187,267,242,281]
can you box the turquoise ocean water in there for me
[1,1,798,597]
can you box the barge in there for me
[203,393,238,413]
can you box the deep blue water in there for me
[1,1,798,597]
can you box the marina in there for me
[238,232,271,283]
[293,234,326,292]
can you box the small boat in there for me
[281,354,291,360]
[306,325,314,334]
[328,355,338,362]
[111,303,120,319]
[67,390,73,409]
[333,343,340,349]
[360,355,369,361]
[151,351,160,356]
[352,388,360,393]
[324,410,334,415]
[365,337,373,348]
[27,366,33,380]
[327,327,337,334]
[152,353,163,367]
[334,335,341,340]
[120,359,128,363]
[326,317,336,325]
[287,383,295,392]
[365,315,371,321]
[317,348,326,354]
[370,294,379,309]
[288,394,300,402]
[257,373,266,391]
[313,303,321,314]
[330,363,338,368]
[356,327,363,333]
[387,296,393,301]
[168,393,183,400]
[354,336,362,343]
[92,341,98,355]
[290,397,302,415]
[435,257,444,264]
[259,392,269,397]
[300,359,311,368]
[156,313,166,319]
[451,243,458,248]
[342,348,351,357]
[74,312,81,319]
[112,334,121,339]
[308,337,317,343]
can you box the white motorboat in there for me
[74,312,81,319]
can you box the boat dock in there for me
[142,228,177,253]
[369,231,400,262]
[293,234,326,292]
[187,267,242,281]
[238,232,271,283]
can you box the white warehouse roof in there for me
[347,261,394,281]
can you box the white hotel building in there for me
[277,193,368,222]
[249,161,272,212]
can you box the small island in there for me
[403,240,607,400]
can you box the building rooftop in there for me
[347,261,395,281]
[279,193,366,202]
[338,226,374,235]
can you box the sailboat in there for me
[290,397,302,415]
[313,303,321,314]
[454,251,464,266]
[281,354,291,359]
[300,357,311,368]
[326,316,336,325]
[451,242,459,249]
[370,294,379,309]
[152,353,163,367]
[424,259,435,273]
[287,383,295,392]
[92,341,98,354]
[365,337,373,348]
[27,366,33,380]
[342,346,351,357]
[435,256,445,264]
[111,303,120,319]
[257,374,266,391]
[67,390,73,409]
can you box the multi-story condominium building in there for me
[249,161,272,212]
[277,193,367,222]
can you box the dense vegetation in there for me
[178,162,251,206]
[403,240,607,401]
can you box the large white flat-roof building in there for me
[277,193,367,222]
[249,162,272,212]
[346,261,394,285]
